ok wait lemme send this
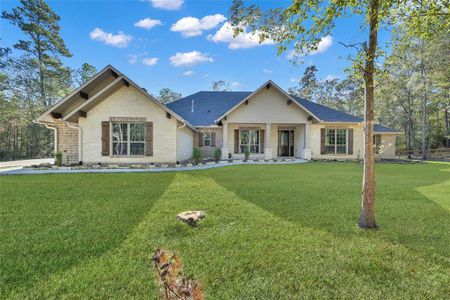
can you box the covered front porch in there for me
[221,122,312,160]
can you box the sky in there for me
[0,0,391,96]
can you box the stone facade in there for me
[194,127,223,158]
[55,121,79,165]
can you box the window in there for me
[373,134,381,154]
[240,129,259,153]
[325,128,347,154]
[112,122,145,155]
[203,132,211,147]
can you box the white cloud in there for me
[90,28,132,48]
[149,0,183,10]
[169,51,214,67]
[171,14,226,37]
[182,70,195,76]
[128,54,138,64]
[323,75,338,82]
[290,77,300,83]
[208,22,274,49]
[134,18,162,30]
[231,81,242,89]
[142,57,159,66]
[287,35,333,59]
[263,69,272,74]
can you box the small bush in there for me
[55,151,63,166]
[244,147,250,160]
[192,148,203,164]
[214,148,222,161]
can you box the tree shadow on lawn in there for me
[0,172,174,297]
[205,162,450,266]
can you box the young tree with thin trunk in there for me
[230,0,448,228]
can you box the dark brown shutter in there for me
[101,121,109,156]
[320,128,326,155]
[211,132,216,147]
[348,128,354,155]
[145,122,153,156]
[234,129,239,154]
[260,129,265,154]
[198,132,203,147]
[374,134,381,154]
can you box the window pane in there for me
[203,132,211,146]
[130,123,145,141]
[130,143,145,155]
[326,129,335,145]
[112,123,127,142]
[240,130,249,145]
[325,145,335,154]
[336,129,346,145]
[113,142,127,155]
[336,145,346,154]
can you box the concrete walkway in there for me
[0,158,54,173]
[0,159,308,175]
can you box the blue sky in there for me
[1,0,391,96]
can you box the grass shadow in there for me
[204,162,450,266]
[0,172,174,297]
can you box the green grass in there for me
[0,162,449,299]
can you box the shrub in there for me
[55,151,63,166]
[192,148,203,164]
[214,148,222,161]
[244,147,250,161]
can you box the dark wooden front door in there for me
[279,130,294,156]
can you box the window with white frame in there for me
[325,128,347,154]
[203,132,211,147]
[112,122,145,156]
[240,129,259,153]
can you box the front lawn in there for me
[0,162,449,299]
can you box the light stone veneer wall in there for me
[177,123,194,162]
[79,85,181,164]
[376,134,397,159]
[55,120,79,165]
[194,127,223,158]
[309,123,365,160]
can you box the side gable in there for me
[36,65,196,131]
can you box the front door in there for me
[279,130,294,156]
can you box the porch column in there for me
[303,122,312,160]
[264,123,273,160]
[221,121,229,159]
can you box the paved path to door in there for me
[0,159,308,175]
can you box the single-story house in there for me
[36,65,399,165]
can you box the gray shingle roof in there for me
[167,91,398,132]
[291,96,363,123]
[167,91,251,126]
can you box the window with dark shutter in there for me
[211,132,216,147]
[260,129,265,154]
[348,129,354,154]
[320,128,326,154]
[198,132,203,147]
[101,121,110,156]
[145,122,153,156]
[234,129,239,153]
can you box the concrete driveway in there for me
[0,158,54,173]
